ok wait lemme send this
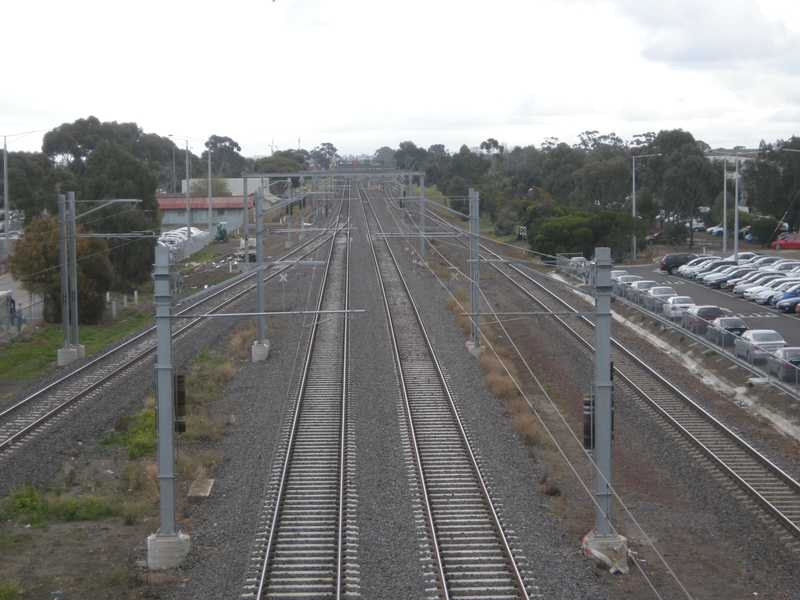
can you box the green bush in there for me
[0,581,21,600]
[1,484,50,524]
[100,406,156,459]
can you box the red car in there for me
[681,305,725,335]
[771,233,800,250]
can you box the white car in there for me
[663,296,695,320]
[734,330,787,363]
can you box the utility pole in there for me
[583,247,628,573]
[147,246,190,569]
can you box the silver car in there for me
[663,296,695,320]
[734,330,787,363]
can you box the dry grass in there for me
[228,319,258,357]
[176,450,223,482]
[121,461,160,501]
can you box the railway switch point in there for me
[582,531,629,574]
[252,340,270,362]
[147,531,191,570]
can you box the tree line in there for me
[3,116,338,324]
[377,130,800,260]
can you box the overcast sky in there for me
[2,0,799,158]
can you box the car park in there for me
[613,275,642,297]
[681,305,725,335]
[663,296,695,321]
[659,253,700,275]
[625,280,659,304]
[642,286,678,312]
[707,317,748,347]
[766,347,800,382]
[734,329,788,363]
[691,260,738,279]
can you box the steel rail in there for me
[254,187,350,599]
[0,219,339,455]
[415,205,800,543]
[361,182,531,599]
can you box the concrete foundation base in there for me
[57,347,79,366]
[237,262,255,273]
[73,344,85,359]
[252,340,270,363]
[147,532,191,570]
[465,341,485,358]
[582,531,629,574]
[285,240,295,249]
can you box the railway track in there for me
[360,182,534,599]
[414,202,800,551]
[0,212,342,460]
[241,192,356,598]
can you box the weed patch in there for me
[100,401,156,460]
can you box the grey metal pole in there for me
[255,187,264,345]
[469,188,480,346]
[419,174,426,260]
[312,175,318,227]
[723,157,728,254]
[172,146,176,194]
[3,136,7,258]
[631,156,637,261]
[58,195,70,349]
[734,155,740,260]
[185,141,192,250]
[153,246,177,536]
[208,145,212,232]
[67,192,79,346]
[593,247,613,536]
[256,187,265,345]
[243,176,249,264]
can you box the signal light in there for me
[174,372,186,434]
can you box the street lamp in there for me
[632,153,661,261]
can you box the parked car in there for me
[732,272,785,297]
[642,286,678,312]
[625,280,659,304]
[676,256,716,277]
[707,224,724,235]
[766,347,800,382]
[771,284,800,306]
[613,275,642,297]
[681,305,725,334]
[770,233,800,250]
[707,317,748,346]
[663,296,695,321]
[695,262,739,283]
[756,281,800,305]
[747,255,782,268]
[687,220,705,231]
[610,269,629,283]
[705,266,757,289]
[743,277,800,301]
[776,295,800,313]
[691,260,738,280]
[734,329,788,363]
[659,253,700,275]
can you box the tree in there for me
[480,138,502,154]
[539,143,586,204]
[205,135,247,177]
[253,150,307,174]
[373,146,395,167]
[662,151,717,248]
[9,217,113,323]
[394,141,427,170]
[0,151,72,222]
[311,143,338,170]
[572,155,630,210]
[190,176,232,196]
